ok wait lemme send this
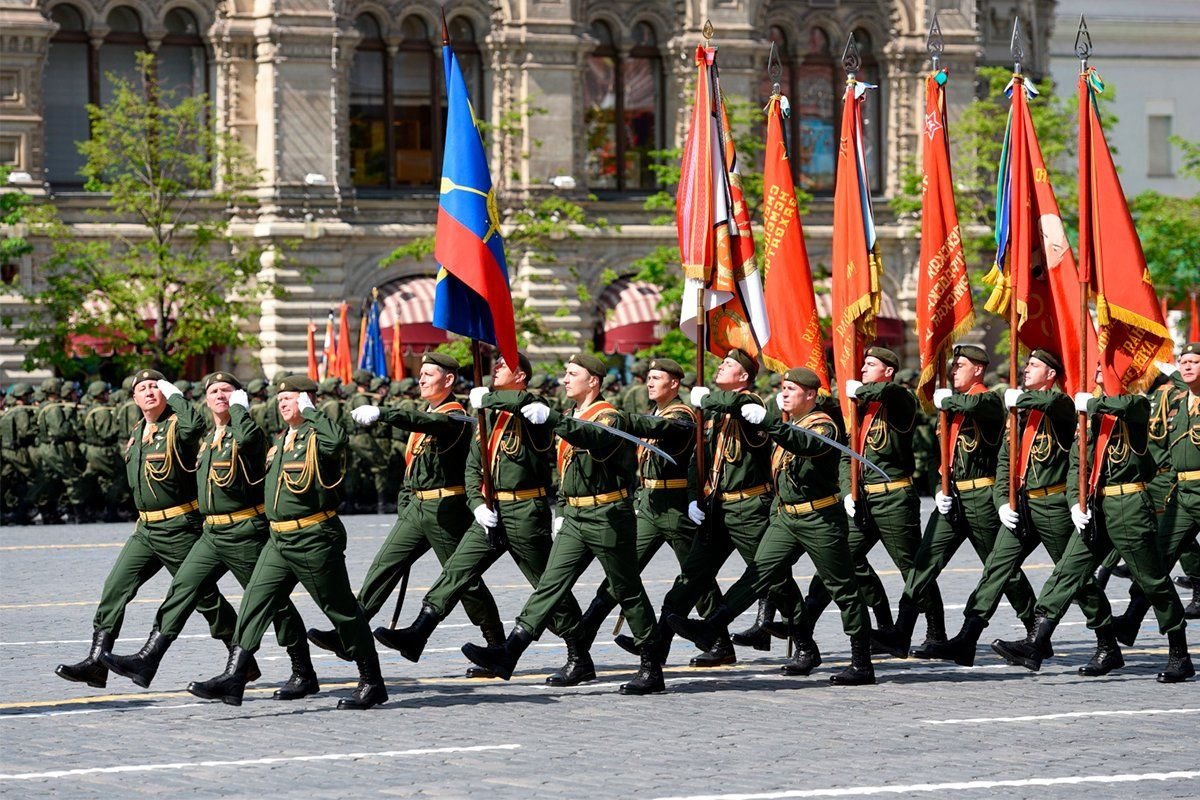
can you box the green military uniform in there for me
[27,379,82,522]
[56,371,239,690]
[345,372,388,511]
[877,372,1038,657]
[79,383,126,520]
[343,356,502,639]
[622,379,651,417]
[805,372,930,630]
[0,385,37,522]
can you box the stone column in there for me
[0,3,56,190]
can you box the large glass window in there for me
[158,9,208,102]
[584,21,662,193]
[44,4,91,184]
[795,26,837,194]
[854,29,884,190]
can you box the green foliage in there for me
[17,53,273,377]
[0,167,35,274]
[1133,137,1200,305]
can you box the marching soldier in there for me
[188,375,385,709]
[571,357,723,655]
[460,353,667,695]
[27,377,82,524]
[922,350,1114,668]
[79,381,126,522]
[306,353,504,668]
[991,377,1193,682]
[621,360,651,416]
[0,383,37,524]
[378,351,592,685]
[345,369,387,512]
[669,367,876,684]
[873,344,1039,659]
[102,372,318,698]
[807,347,935,638]
[55,370,240,690]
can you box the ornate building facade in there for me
[0,0,1057,380]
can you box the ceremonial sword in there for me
[449,412,677,465]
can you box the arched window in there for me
[584,20,663,193]
[760,26,800,183]
[796,26,837,193]
[99,7,148,105]
[350,14,473,190]
[45,4,91,184]
[158,8,208,102]
[853,29,884,189]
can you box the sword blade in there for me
[570,415,677,465]
[448,412,478,425]
[783,421,891,481]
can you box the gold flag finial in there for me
[702,19,714,41]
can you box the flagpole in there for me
[1007,20,1023,513]
[925,16,952,499]
[470,339,498,533]
[1075,15,1093,512]
[694,19,714,530]
[842,33,862,505]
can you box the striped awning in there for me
[377,276,449,351]
[597,280,665,354]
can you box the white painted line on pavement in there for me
[924,708,1200,725]
[649,771,1200,800]
[0,743,522,781]
[4,702,208,720]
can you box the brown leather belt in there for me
[862,477,913,495]
[494,487,547,502]
[781,494,839,516]
[138,500,199,523]
[955,477,995,491]
[204,504,266,526]
[269,509,337,533]
[719,483,771,502]
[413,486,466,501]
[1026,483,1066,499]
[642,478,689,490]
[565,489,629,507]
[1101,482,1146,497]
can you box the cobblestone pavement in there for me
[1,503,1197,799]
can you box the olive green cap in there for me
[398,377,416,392]
[369,376,387,392]
[725,348,759,379]
[783,367,822,389]
[528,374,547,390]
[86,380,108,397]
[130,369,164,389]
[1029,348,1063,374]
[630,359,648,377]
[40,377,63,394]
[10,382,33,398]
[568,352,606,379]
[174,380,191,393]
[388,380,404,396]
[278,375,319,393]
[352,368,373,385]
[247,378,267,394]
[953,343,989,366]
[1182,342,1200,357]
[647,357,684,379]
[203,371,242,391]
[865,346,900,371]
[422,352,459,374]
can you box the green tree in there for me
[1133,136,1200,309]
[0,167,35,284]
[15,53,273,377]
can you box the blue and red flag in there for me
[432,37,519,370]
[358,289,389,378]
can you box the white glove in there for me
[775,393,786,410]
[1004,388,1023,410]
[1074,392,1092,414]
[551,510,564,535]
[687,501,706,524]
[690,386,710,407]
[469,386,489,410]
[935,490,953,516]
[843,494,856,517]
[521,402,550,424]
[933,388,953,410]
[1155,360,1177,377]
[473,503,498,529]
[296,391,314,413]
[740,403,766,424]
[228,389,249,409]
[999,502,1019,530]
[351,405,381,425]
[157,379,182,399]
[844,379,863,399]
[1070,502,1092,531]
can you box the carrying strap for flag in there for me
[944,384,988,477]
[1016,409,1044,486]
[406,400,466,472]
[637,402,694,472]
[1087,414,1119,495]
[855,401,883,453]
[556,400,616,475]
[487,410,513,474]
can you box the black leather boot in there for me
[615,611,673,663]
[461,627,533,681]
[1078,624,1125,676]
[573,595,612,653]
[871,601,894,631]
[1094,564,1112,589]
[545,638,596,686]
[919,615,987,667]
[464,624,507,678]
[1020,615,1055,658]
[1111,563,1132,580]
[911,605,948,659]
[618,649,665,695]
[1183,587,1200,620]
[221,638,260,683]
[306,627,352,661]
[373,603,441,662]
[273,640,320,700]
[1113,595,1150,647]
[1176,574,1197,590]
[55,630,114,688]
[689,632,737,667]
[829,634,876,686]
[187,646,255,706]
[1156,628,1195,683]
[100,629,172,688]
[780,623,822,676]
[337,650,387,709]
[666,605,733,654]
[731,598,775,652]
[872,597,919,660]
[991,614,1057,671]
